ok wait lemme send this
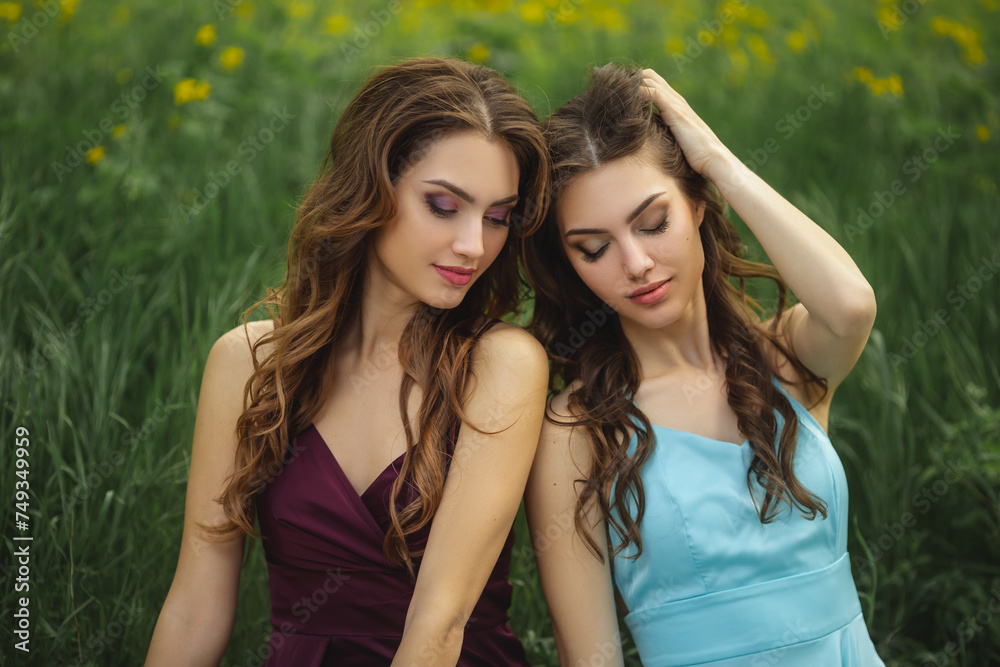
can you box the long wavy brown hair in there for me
[209,57,549,574]
[525,64,827,561]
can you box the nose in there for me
[452,215,485,260]
[620,237,654,280]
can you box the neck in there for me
[340,259,422,363]
[619,283,716,381]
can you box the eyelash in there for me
[579,217,669,263]
[426,202,511,228]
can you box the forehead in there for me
[398,131,519,191]
[556,155,685,231]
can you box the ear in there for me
[694,200,706,227]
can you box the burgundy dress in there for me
[255,421,529,666]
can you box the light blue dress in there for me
[611,379,884,666]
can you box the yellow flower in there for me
[324,14,349,35]
[720,0,748,20]
[195,24,216,46]
[59,0,78,22]
[963,44,985,65]
[727,46,749,72]
[977,125,990,142]
[220,46,244,70]
[869,79,888,96]
[112,124,127,139]
[234,1,254,20]
[877,6,901,33]
[481,0,513,12]
[746,35,773,64]
[86,146,105,164]
[721,25,739,44]
[590,6,627,32]
[174,78,212,105]
[519,1,545,24]
[886,74,903,97]
[115,67,133,85]
[111,4,130,27]
[696,29,716,46]
[0,2,22,23]
[287,0,313,19]
[468,43,490,63]
[932,16,986,65]
[786,30,806,53]
[853,66,873,84]
[665,37,686,55]
[745,7,769,29]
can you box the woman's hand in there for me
[639,68,877,397]
[639,68,729,178]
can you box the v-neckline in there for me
[310,424,406,500]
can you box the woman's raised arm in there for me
[640,69,877,393]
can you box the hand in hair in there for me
[639,68,726,177]
[642,67,876,396]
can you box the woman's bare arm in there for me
[145,322,272,666]
[390,324,548,666]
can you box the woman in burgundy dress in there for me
[145,57,550,666]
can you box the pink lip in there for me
[627,278,671,305]
[434,264,475,286]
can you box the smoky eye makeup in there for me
[426,194,459,217]
[485,207,513,226]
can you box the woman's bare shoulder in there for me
[206,319,278,383]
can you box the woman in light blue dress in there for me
[523,64,885,666]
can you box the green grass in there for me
[1,0,998,665]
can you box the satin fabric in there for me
[611,379,885,666]
[255,423,528,666]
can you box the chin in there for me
[617,303,680,331]
[422,286,470,311]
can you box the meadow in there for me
[1,0,998,664]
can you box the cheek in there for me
[483,226,510,261]
[568,258,614,298]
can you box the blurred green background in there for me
[1,0,998,664]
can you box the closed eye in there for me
[485,207,512,228]
[427,201,457,217]
[641,217,669,234]
[580,243,609,263]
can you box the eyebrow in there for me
[423,179,519,207]
[563,192,667,237]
